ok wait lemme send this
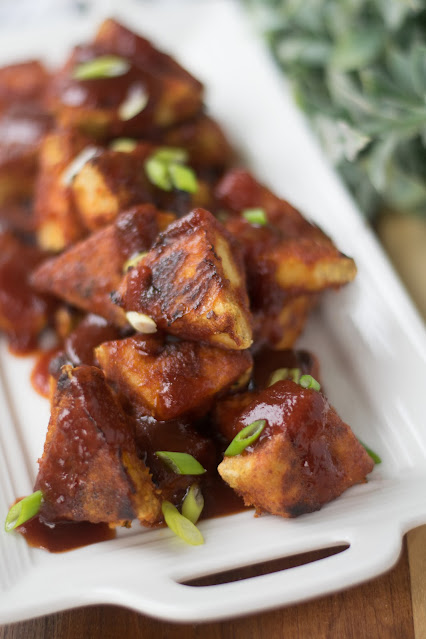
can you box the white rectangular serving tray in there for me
[1,0,426,624]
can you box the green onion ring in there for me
[5,491,43,532]
[224,419,266,457]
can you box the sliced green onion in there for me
[153,147,188,164]
[61,145,100,186]
[156,451,207,475]
[181,484,204,524]
[299,374,321,391]
[123,251,147,273]
[144,147,197,193]
[224,419,266,457]
[268,367,301,387]
[144,157,173,191]
[72,55,130,81]
[5,491,43,532]
[110,138,138,153]
[358,439,382,464]
[242,208,267,226]
[169,163,198,193]
[162,501,204,546]
[118,85,149,121]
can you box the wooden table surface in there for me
[1,213,425,639]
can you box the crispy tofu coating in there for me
[96,334,253,421]
[35,365,161,526]
[135,415,217,506]
[31,205,175,326]
[71,143,154,230]
[46,19,203,139]
[218,170,357,295]
[0,232,54,352]
[117,208,253,350]
[217,380,374,517]
[34,128,94,251]
[72,143,213,231]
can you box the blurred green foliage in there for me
[246,0,426,218]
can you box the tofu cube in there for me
[117,208,253,350]
[35,364,161,526]
[218,380,374,517]
[31,205,174,326]
[34,128,93,251]
[46,19,203,139]
[96,335,253,421]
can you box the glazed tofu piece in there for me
[157,114,235,172]
[218,169,356,292]
[252,293,319,350]
[35,365,161,526]
[34,128,95,251]
[71,143,154,230]
[0,232,54,353]
[0,60,50,110]
[218,380,374,517]
[72,143,212,231]
[31,205,175,326]
[135,415,217,507]
[0,104,52,207]
[46,19,203,139]
[117,208,253,350]
[96,334,253,421]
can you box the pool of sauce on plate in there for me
[18,518,116,552]
[16,479,246,553]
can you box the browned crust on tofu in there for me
[218,380,374,517]
[96,335,253,421]
[118,208,253,349]
[46,19,203,139]
[36,364,161,526]
[34,128,93,251]
[31,205,173,326]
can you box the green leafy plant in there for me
[246,0,426,218]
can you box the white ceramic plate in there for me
[1,0,426,625]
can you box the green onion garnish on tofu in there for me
[182,484,204,524]
[299,375,321,391]
[268,367,301,386]
[5,491,43,532]
[224,419,266,456]
[110,138,138,153]
[162,501,204,546]
[358,440,382,464]
[242,208,267,226]
[169,163,198,193]
[144,147,198,193]
[156,451,207,475]
[72,55,130,81]
[118,85,149,121]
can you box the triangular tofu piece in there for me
[32,205,175,327]
[218,169,357,292]
[117,208,253,350]
[218,380,374,517]
[96,334,253,421]
[36,365,161,526]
